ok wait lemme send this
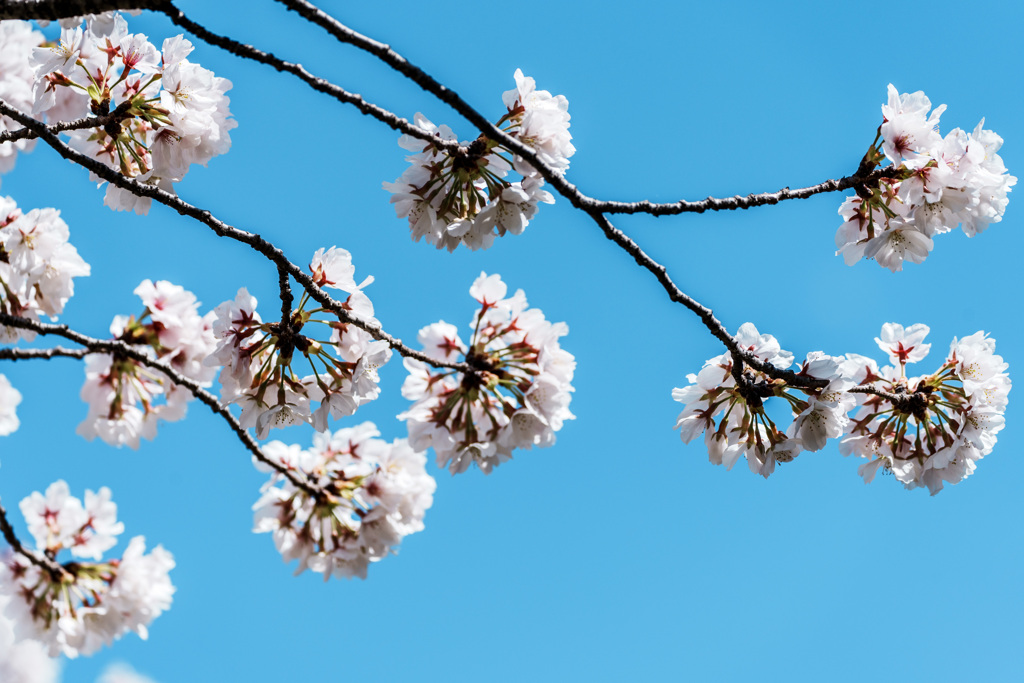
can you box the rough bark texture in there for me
[0,0,163,21]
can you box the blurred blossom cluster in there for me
[0,482,173,658]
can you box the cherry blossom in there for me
[383,69,568,251]
[0,595,58,683]
[0,21,44,183]
[835,85,1015,271]
[0,196,90,342]
[208,248,387,439]
[77,280,216,448]
[843,325,1010,494]
[672,323,832,478]
[16,13,236,213]
[674,322,1010,493]
[400,272,575,474]
[252,423,435,580]
[99,663,159,683]
[0,483,173,658]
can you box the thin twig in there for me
[0,100,133,144]
[0,312,322,496]
[263,0,848,388]
[154,2,457,152]
[582,167,900,216]
[848,385,926,414]
[271,0,881,220]
[0,99,470,374]
[583,209,828,388]
[0,346,88,360]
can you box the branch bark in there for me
[0,0,162,20]
[0,312,323,496]
[0,99,471,374]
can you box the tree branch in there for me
[582,166,901,216]
[0,346,88,360]
[848,385,927,414]
[0,5,847,388]
[583,209,828,389]
[153,2,458,152]
[271,0,876,222]
[0,99,471,374]
[0,313,322,496]
[277,264,294,328]
[0,0,160,20]
[0,99,133,145]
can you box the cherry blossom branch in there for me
[138,6,820,389]
[153,2,457,152]
[579,167,901,216]
[584,209,828,389]
[0,6,842,388]
[0,99,471,374]
[0,0,162,20]
[848,384,927,414]
[0,312,322,495]
[277,264,294,327]
[0,497,68,581]
[270,0,567,184]
[271,0,885,220]
[0,346,88,360]
[0,100,133,144]
[6,0,892,219]
[255,1,837,388]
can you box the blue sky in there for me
[3,0,1023,680]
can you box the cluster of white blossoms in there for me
[673,322,1010,494]
[400,273,575,474]
[252,423,436,580]
[0,195,90,341]
[0,481,174,658]
[209,247,387,439]
[841,324,1009,495]
[384,69,573,251]
[78,279,217,449]
[0,21,44,182]
[835,85,1016,271]
[21,12,235,214]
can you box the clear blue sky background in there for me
[3,0,1023,680]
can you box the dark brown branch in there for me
[582,167,902,216]
[0,100,133,144]
[271,0,569,190]
[848,385,928,415]
[154,2,457,152]
[271,1,878,221]
[0,99,470,374]
[0,346,87,360]
[583,209,827,389]
[262,1,842,389]
[0,312,321,496]
[1,6,845,387]
[0,0,159,20]
[277,264,294,328]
